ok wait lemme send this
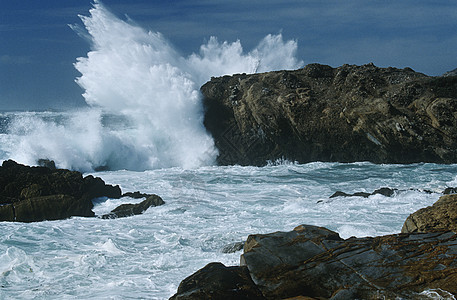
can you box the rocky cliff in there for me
[202,63,457,165]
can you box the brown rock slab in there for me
[402,194,457,233]
[240,225,457,299]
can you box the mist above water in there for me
[2,1,302,172]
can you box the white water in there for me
[1,162,457,299]
[0,0,302,172]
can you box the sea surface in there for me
[1,155,457,299]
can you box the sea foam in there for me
[1,1,302,172]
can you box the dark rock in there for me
[443,187,457,194]
[240,225,457,299]
[122,191,150,199]
[0,160,122,222]
[101,195,164,219]
[402,194,457,233]
[169,262,265,300]
[329,191,370,198]
[173,224,457,299]
[202,63,457,165]
[329,191,352,198]
[0,204,15,221]
[330,187,397,198]
[373,187,397,197]
[221,241,245,253]
[14,195,94,222]
[37,159,56,170]
[83,175,122,200]
[442,68,457,77]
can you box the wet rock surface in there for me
[329,187,397,198]
[0,160,164,222]
[101,194,164,219]
[172,225,457,299]
[202,63,457,165]
[169,262,265,300]
[172,192,457,299]
[241,225,457,299]
[402,194,457,233]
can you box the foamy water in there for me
[0,162,456,299]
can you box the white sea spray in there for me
[0,1,302,172]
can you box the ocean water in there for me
[1,1,456,299]
[1,162,457,299]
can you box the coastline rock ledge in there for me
[0,160,164,222]
[202,63,457,165]
[171,193,457,299]
[171,224,457,299]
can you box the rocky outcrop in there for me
[402,194,457,233]
[0,160,164,222]
[172,191,457,299]
[170,262,265,300]
[329,187,397,198]
[202,63,457,165]
[172,225,457,299]
[101,194,164,219]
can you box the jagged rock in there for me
[169,262,265,300]
[202,63,457,165]
[329,191,371,198]
[122,191,150,199]
[240,225,457,299]
[14,195,93,222]
[221,241,245,253]
[37,159,56,170]
[329,187,397,198]
[442,68,457,77]
[101,195,164,219]
[173,225,457,299]
[402,194,457,233]
[443,187,457,194]
[0,160,122,222]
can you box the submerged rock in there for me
[329,187,397,198]
[328,187,437,199]
[202,63,457,165]
[402,194,457,233]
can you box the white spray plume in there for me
[4,1,303,172]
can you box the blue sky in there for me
[1,0,457,110]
